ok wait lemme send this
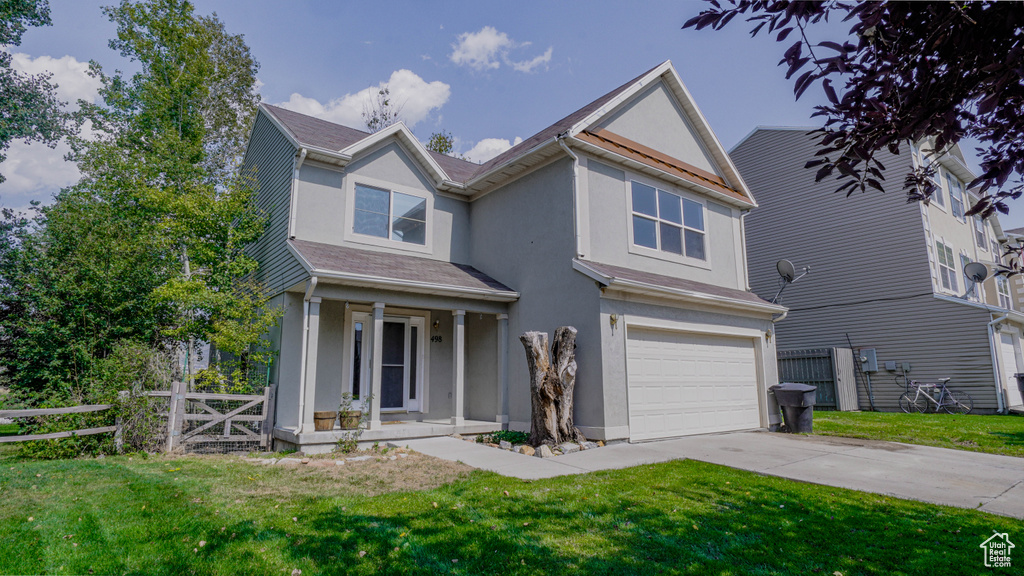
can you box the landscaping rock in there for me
[499,440,513,451]
[451,434,463,440]
[486,443,499,448]
[558,442,580,455]
[580,442,599,451]
[300,458,310,464]
[347,455,372,462]
[277,458,302,466]
[386,442,404,449]
[596,441,605,447]
[335,460,345,466]
[536,445,555,458]
[398,453,407,458]
[519,445,535,457]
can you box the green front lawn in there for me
[1,450,1020,575]
[814,411,1024,457]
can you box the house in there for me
[732,127,1024,413]
[241,61,785,453]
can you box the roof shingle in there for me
[290,239,515,295]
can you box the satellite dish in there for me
[777,259,796,283]
[964,262,989,283]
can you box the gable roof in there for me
[258,61,754,206]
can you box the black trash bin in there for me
[770,382,817,433]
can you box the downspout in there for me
[556,136,584,259]
[287,148,308,239]
[988,313,1009,414]
[295,276,318,433]
[739,209,752,291]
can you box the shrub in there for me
[477,430,530,445]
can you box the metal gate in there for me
[777,348,859,411]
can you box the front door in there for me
[1000,332,1024,408]
[349,313,425,413]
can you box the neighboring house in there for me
[242,61,785,453]
[732,127,1024,413]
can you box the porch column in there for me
[452,309,466,426]
[368,302,385,429]
[301,297,322,431]
[496,313,509,423]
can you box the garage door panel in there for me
[627,328,761,441]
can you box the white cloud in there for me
[510,47,553,73]
[0,53,102,209]
[463,136,523,163]
[449,27,553,73]
[276,69,450,130]
[9,52,102,109]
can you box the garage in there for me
[626,327,762,441]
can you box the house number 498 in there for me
[431,335,443,343]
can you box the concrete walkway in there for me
[402,431,1024,519]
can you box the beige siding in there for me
[242,112,307,295]
[733,129,1000,411]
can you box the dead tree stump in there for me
[520,327,584,446]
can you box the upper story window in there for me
[992,240,1003,263]
[930,167,946,208]
[946,173,965,220]
[630,181,705,261]
[353,184,427,245]
[997,276,1012,309]
[974,216,988,250]
[936,240,958,293]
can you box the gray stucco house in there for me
[732,127,1024,414]
[243,61,785,453]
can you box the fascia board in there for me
[464,139,561,190]
[285,241,315,273]
[258,104,302,149]
[572,259,612,285]
[313,269,520,302]
[567,61,672,137]
[932,293,1024,323]
[339,122,451,185]
[605,278,785,315]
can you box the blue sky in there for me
[4,0,1022,228]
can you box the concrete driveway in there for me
[402,431,1024,519]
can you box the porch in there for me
[274,418,504,454]
[273,240,520,450]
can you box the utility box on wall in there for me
[777,347,859,411]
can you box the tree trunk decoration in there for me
[520,327,584,447]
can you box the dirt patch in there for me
[236,452,473,499]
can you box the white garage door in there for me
[626,328,761,441]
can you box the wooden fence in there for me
[0,404,117,443]
[0,385,274,453]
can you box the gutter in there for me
[988,313,1009,414]
[557,135,584,259]
[295,276,318,433]
[287,148,308,239]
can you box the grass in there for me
[1,449,1021,575]
[0,423,19,436]
[813,411,1024,458]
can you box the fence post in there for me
[166,379,187,452]
[114,391,127,454]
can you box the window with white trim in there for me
[974,216,988,250]
[353,184,427,245]
[992,240,1003,263]
[930,166,946,208]
[936,241,958,292]
[630,181,706,260]
[997,276,1012,309]
[946,173,965,220]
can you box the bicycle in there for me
[898,378,974,414]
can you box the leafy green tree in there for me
[1,0,278,400]
[0,0,73,185]
[684,1,1024,217]
[426,130,460,157]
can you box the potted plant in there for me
[338,392,363,430]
